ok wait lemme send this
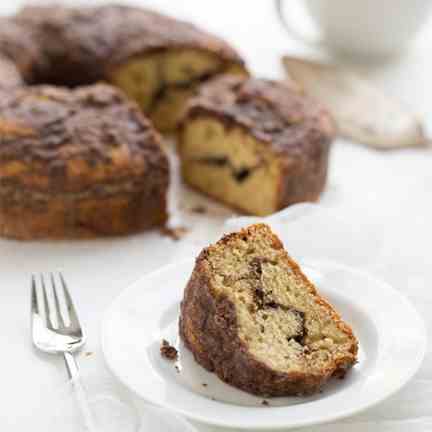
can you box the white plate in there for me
[102,259,426,430]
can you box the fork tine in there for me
[40,274,55,330]
[50,273,66,329]
[31,274,39,315]
[59,272,80,329]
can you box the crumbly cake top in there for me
[0,84,167,191]
[185,75,336,155]
[13,4,244,86]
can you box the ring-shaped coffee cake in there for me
[0,5,247,238]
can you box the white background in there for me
[0,1,431,430]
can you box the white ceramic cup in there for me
[276,0,432,58]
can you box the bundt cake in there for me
[0,84,168,239]
[13,4,248,132]
[180,224,358,396]
[178,76,335,216]
[0,4,247,238]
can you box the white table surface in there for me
[1,1,431,431]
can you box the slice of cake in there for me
[178,76,335,216]
[180,224,358,396]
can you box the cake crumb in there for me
[261,400,269,406]
[161,226,189,241]
[191,205,207,214]
[160,339,178,361]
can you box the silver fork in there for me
[31,272,97,431]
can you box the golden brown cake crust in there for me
[180,224,358,397]
[0,84,167,191]
[181,76,335,209]
[0,190,168,240]
[0,84,169,239]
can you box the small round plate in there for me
[102,259,426,430]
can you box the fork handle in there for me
[64,352,98,432]
[64,351,79,379]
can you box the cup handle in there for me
[275,0,325,49]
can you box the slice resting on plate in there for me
[180,223,358,397]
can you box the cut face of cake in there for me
[180,224,358,396]
[178,76,335,216]
[111,51,247,132]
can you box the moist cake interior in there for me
[206,226,354,375]
[180,116,280,215]
[109,50,246,131]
